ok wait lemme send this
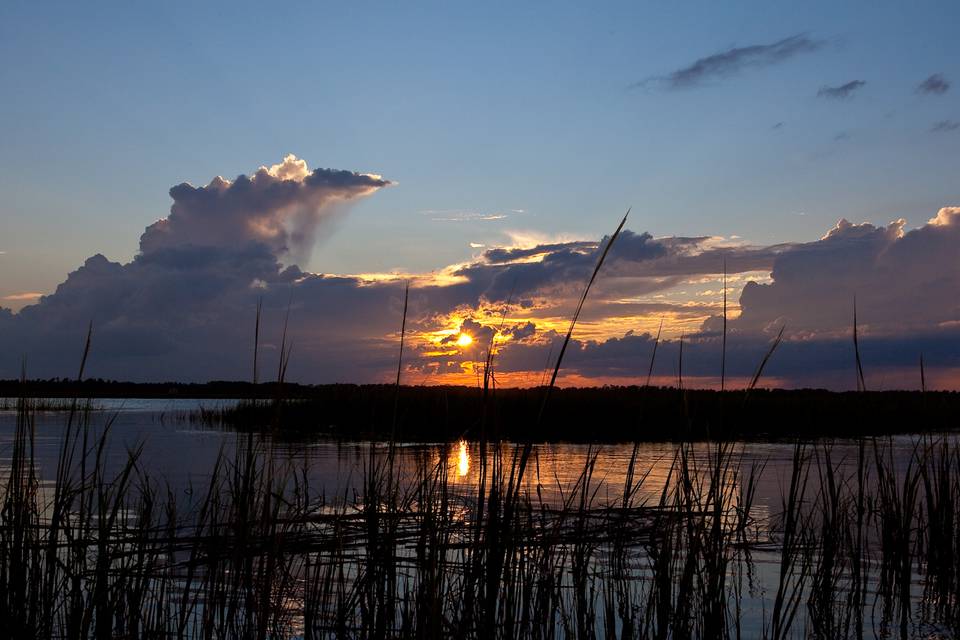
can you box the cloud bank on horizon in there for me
[1,157,958,390]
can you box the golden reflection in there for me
[456,440,470,477]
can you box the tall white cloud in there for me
[731,208,960,337]
[139,154,390,262]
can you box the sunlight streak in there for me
[456,440,470,477]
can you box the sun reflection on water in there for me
[456,439,470,477]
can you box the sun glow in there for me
[456,333,473,347]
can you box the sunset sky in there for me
[1,2,958,388]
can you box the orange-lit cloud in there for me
[2,292,44,301]
[1,157,957,390]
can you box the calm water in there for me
[0,397,930,512]
[0,398,954,638]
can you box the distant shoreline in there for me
[2,378,955,400]
[6,379,955,443]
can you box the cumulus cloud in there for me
[637,34,823,89]
[140,154,390,262]
[917,73,950,95]
[728,209,960,337]
[817,80,866,99]
[451,208,960,388]
[0,156,395,381]
[1,156,958,390]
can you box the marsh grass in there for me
[4,393,960,638]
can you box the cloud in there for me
[2,292,44,301]
[1,155,958,390]
[140,154,390,263]
[0,220,782,382]
[0,157,395,381]
[422,209,519,222]
[727,209,960,338]
[637,34,823,90]
[481,326,960,390]
[931,120,960,133]
[817,80,866,99]
[503,321,537,342]
[917,73,950,95]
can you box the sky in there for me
[1,1,958,389]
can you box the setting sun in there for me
[456,333,473,347]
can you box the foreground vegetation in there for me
[3,396,960,638]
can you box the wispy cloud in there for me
[817,80,866,99]
[931,120,960,133]
[636,34,823,90]
[2,292,44,301]
[917,73,949,95]
[423,209,521,222]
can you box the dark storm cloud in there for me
[637,34,823,90]
[917,73,950,95]
[817,80,866,99]
[931,120,960,133]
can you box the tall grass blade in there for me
[853,296,867,392]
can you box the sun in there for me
[456,332,473,347]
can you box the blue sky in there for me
[1,2,958,387]
[3,1,957,290]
